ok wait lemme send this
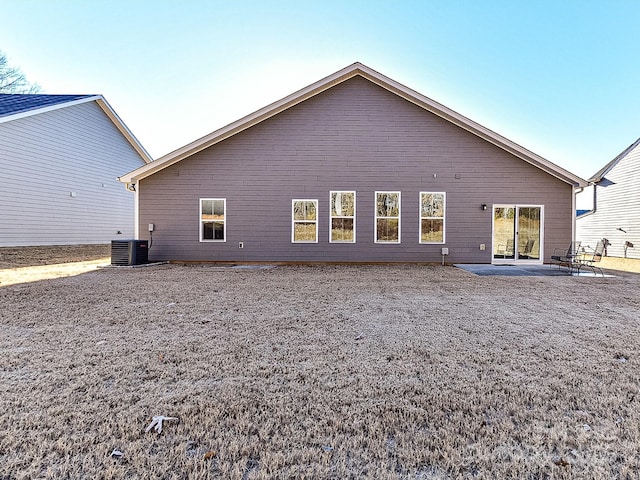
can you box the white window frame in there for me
[329,190,356,243]
[199,198,226,242]
[291,199,318,243]
[374,191,401,244]
[419,192,446,244]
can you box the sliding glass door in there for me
[493,205,543,264]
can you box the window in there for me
[375,191,400,243]
[200,199,226,242]
[292,199,318,243]
[420,192,445,243]
[330,191,356,243]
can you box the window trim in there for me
[199,198,226,242]
[291,199,319,243]
[329,190,356,243]
[419,192,446,244]
[374,191,401,244]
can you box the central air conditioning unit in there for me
[111,240,149,266]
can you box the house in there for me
[0,94,151,246]
[576,137,640,259]
[119,63,586,264]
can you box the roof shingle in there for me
[0,94,94,118]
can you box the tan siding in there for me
[139,76,573,263]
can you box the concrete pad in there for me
[454,264,614,277]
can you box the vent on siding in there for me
[111,240,149,266]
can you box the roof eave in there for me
[588,136,640,183]
[354,64,587,187]
[119,64,365,183]
[0,94,153,165]
[94,96,153,164]
[119,62,586,187]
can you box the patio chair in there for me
[496,239,515,259]
[573,240,605,277]
[520,239,536,259]
[550,241,581,272]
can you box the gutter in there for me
[576,182,598,219]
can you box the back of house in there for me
[120,63,585,264]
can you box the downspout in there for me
[118,176,139,240]
[132,181,139,240]
[575,182,598,220]
[571,185,577,246]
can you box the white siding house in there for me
[576,137,640,259]
[0,94,151,246]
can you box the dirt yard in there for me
[0,244,110,269]
[1,247,640,478]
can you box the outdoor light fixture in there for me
[481,204,488,211]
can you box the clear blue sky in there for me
[2,0,639,179]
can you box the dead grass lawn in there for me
[1,256,640,478]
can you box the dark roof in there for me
[589,136,640,183]
[0,94,94,118]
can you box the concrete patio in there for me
[454,264,613,277]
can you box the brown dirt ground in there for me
[0,244,110,269]
[1,247,640,478]
[0,245,111,287]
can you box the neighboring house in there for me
[119,63,585,264]
[576,137,640,259]
[0,94,151,246]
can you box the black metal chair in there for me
[551,241,581,272]
[573,240,605,277]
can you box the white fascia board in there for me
[0,94,153,166]
[355,64,587,187]
[95,96,153,164]
[0,95,102,124]
[118,65,359,184]
[118,62,587,187]
[588,136,640,183]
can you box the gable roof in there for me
[0,93,152,164]
[588,136,640,183]
[118,62,585,186]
